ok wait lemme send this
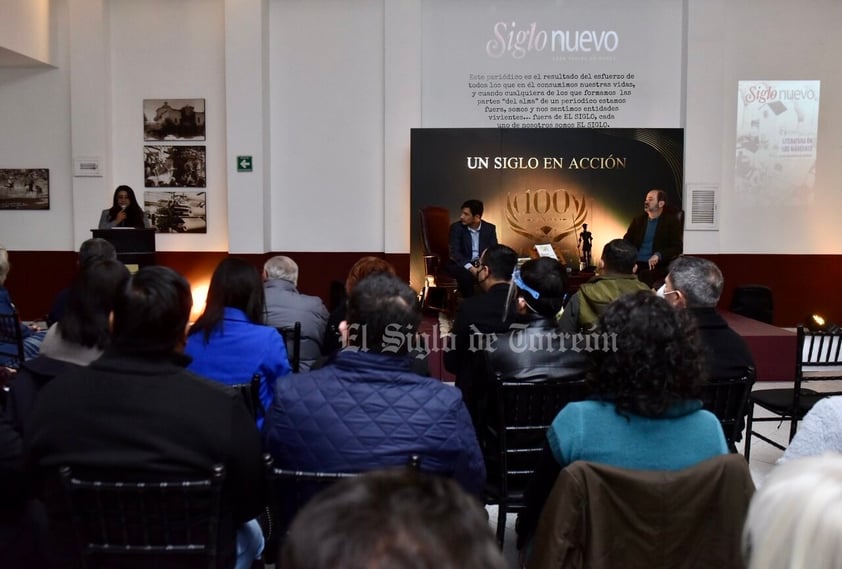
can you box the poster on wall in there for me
[410,128,683,288]
[0,169,49,210]
[735,80,820,205]
[144,145,206,188]
[144,190,207,233]
[421,0,683,129]
[143,99,206,141]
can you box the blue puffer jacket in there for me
[262,348,486,497]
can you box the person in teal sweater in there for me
[516,291,728,551]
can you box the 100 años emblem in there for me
[506,189,588,243]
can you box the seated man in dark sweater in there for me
[663,256,755,381]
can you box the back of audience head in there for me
[591,290,703,417]
[263,255,298,286]
[743,453,842,569]
[600,238,638,274]
[479,244,518,282]
[344,272,420,354]
[190,257,266,342]
[510,257,567,318]
[666,256,723,308]
[60,259,129,349]
[281,469,507,569]
[0,245,8,286]
[78,237,117,269]
[112,265,192,355]
[345,256,396,295]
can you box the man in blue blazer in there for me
[446,199,498,297]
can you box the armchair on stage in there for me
[418,206,458,313]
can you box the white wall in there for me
[0,0,52,65]
[1,0,841,255]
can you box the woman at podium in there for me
[98,185,150,229]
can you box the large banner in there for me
[410,128,683,288]
[421,0,683,128]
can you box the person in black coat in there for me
[623,189,683,287]
[444,244,518,426]
[446,199,498,297]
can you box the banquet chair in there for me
[232,373,262,420]
[419,206,459,313]
[277,322,301,373]
[262,453,422,564]
[697,367,755,452]
[483,375,591,546]
[59,464,225,569]
[0,310,25,368]
[526,454,754,569]
[744,325,842,460]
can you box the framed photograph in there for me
[0,169,49,210]
[144,190,207,233]
[143,98,206,141]
[144,145,206,188]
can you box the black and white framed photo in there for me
[143,98,206,141]
[144,190,207,233]
[0,169,49,210]
[144,145,206,187]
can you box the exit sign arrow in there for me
[236,155,253,172]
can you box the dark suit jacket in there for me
[623,208,683,266]
[443,283,514,413]
[25,349,264,569]
[448,220,498,267]
[691,307,755,381]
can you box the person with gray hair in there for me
[664,256,754,382]
[47,238,118,326]
[263,255,328,372]
[743,453,842,569]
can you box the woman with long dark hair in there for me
[185,257,291,426]
[516,291,728,552]
[98,185,149,229]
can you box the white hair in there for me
[744,453,842,569]
[263,255,298,285]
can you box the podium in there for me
[91,228,156,267]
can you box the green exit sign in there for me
[237,156,253,172]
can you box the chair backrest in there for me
[232,373,262,420]
[0,310,25,368]
[488,377,591,504]
[59,464,226,569]
[277,322,301,373]
[698,367,755,450]
[730,285,774,324]
[262,453,422,552]
[796,325,842,405]
[419,206,452,260]
[527,454,754,569]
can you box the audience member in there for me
[5,259,129,434]
[281,469,507,569]
[446,199,498,297]
[558,238,649,333]
[0,246,46,365]
[778,397,842,463]
[186,257,291,427]
[46,237,117,327]
[623,189,683,287]
[743,453,842,569]
[322,256,397,355]
[664,256,755,381]
[263,273,485,498]
[516,291,727,550]
[25,266,265,569]
[443,244,518,422]
[262,255,328,372]
[488,257,590,382]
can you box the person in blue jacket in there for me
[186,257,291,427]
